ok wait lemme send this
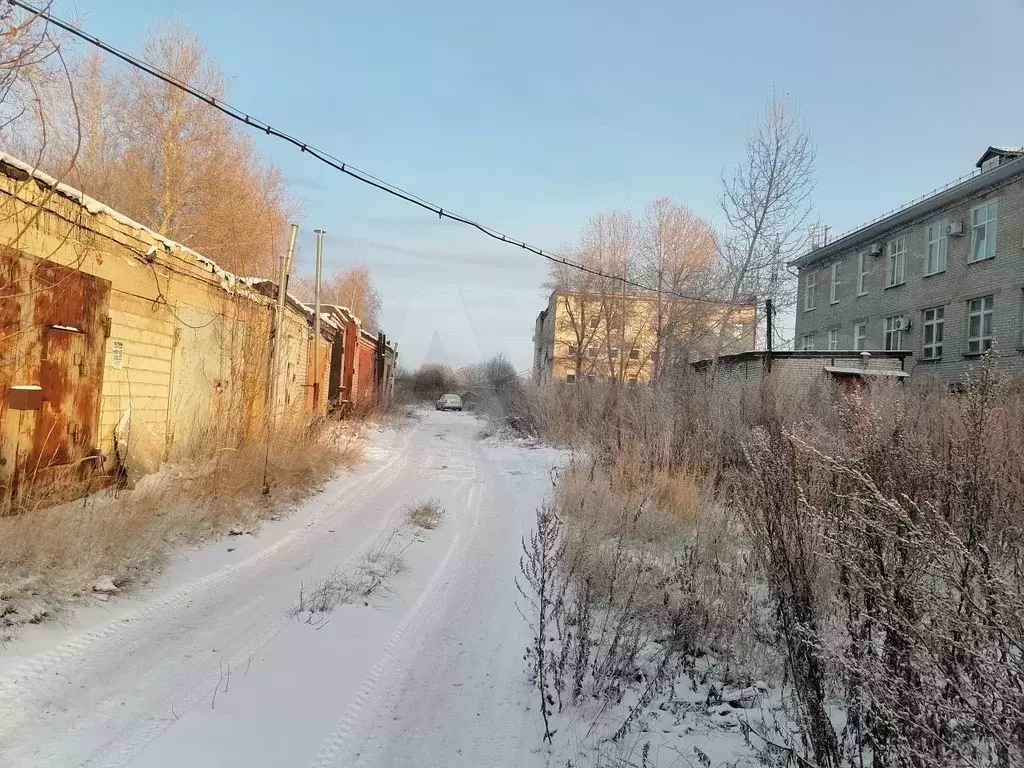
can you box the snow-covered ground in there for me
[0,410,564,768]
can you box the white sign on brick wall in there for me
[111,340,125,369]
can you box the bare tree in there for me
[0,2,69,161]
[65,54,120,199]
[636,198,719,372]
[582,211,639,382]
[547,244,604,381]
[0,4,91,281]
[545,212,646,383]
[548,204,751,382]
[114,22,228,237]
[719,93,815,349]
[188,131,292,277]
[295,262,382,330]
[26,22,295,278]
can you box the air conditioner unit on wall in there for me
[893,316,908,332]
[867,243,883,257]
[945,221,965,237]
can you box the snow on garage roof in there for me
[0,151,376,336]
[0,151,244,293]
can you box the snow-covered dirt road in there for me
[0,411,562,768]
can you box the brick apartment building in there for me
[791,146,1024,383]
[533,289,755,385]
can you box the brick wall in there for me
[695,352,907,390]
[533,290,756,385]
[775,354,904,388]
[794,170,1024,384]
[0,160,313,478]
[354,334,377,405]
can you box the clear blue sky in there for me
[58,0,1024,370]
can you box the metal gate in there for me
[0,247,111,511]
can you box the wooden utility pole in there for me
[313,229,325,410]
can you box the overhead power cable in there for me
[11,0,753,308]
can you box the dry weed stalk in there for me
[289,522,426,625]
[523,358,1024,767]
[407,499,444,530]
[0,413,358,641]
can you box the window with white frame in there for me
[830,263,840,304]
[590,316,600,329]
[803,271,817,311]
[853,323,867,351]
[971,201,998,262]
[629,348,640,360]
[922,306,944,360]
[967,295,994,354]
[887,236,906,287]
[827,328,839,350]
[565,373,576,384]
[857,252,869,295]
[925,223,948,275]
[800,334,815,351]
[884,315,904,351]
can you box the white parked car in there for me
[435,393,463,412]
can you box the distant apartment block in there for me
[791,146,1024,383]
[533,289,755,384]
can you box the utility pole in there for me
[269,224,299,420]
[313,229,325,411]
[765,297,774,373]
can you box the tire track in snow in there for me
[309,438,486,768]
[335,436,540,768]
[64,436,421,768]
[84,488,420,768]
[0,428,415,756]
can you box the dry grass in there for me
[0,416,362,641]
[289,527,411,625]
[520,374,834,724]
[407,498,444,530]
[558,443,713,544]
[525,362,1024,766]
[555,445,757,659]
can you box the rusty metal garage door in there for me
[0,247,111,512]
